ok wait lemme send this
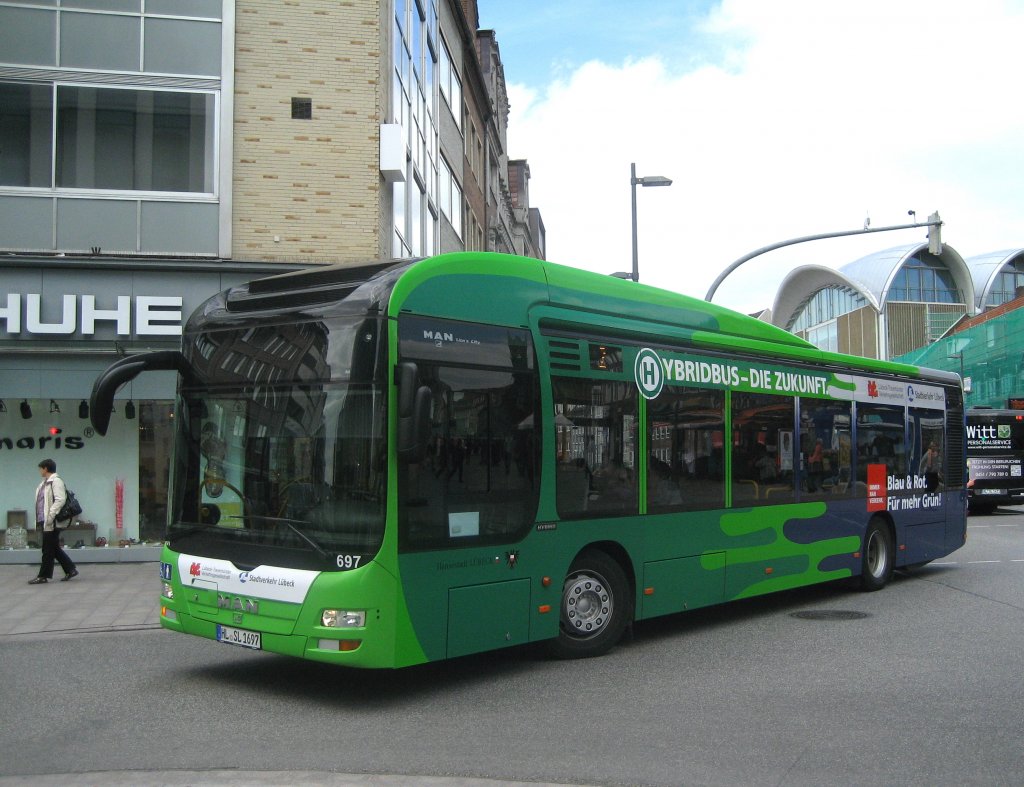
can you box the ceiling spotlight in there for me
[79,400,90,419]
[20,400,32,419]
[50,399,61,414]
[125,400,136,420]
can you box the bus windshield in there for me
[168,317,386,570]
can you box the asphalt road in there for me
[2,511,1024,787]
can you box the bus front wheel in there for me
[549,550,631,659]
[860,518,894,592]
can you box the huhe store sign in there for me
[0,293,183,338]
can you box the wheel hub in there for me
[562,572,613,639]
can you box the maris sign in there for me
[0,293,183,337]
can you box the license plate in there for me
[216,624,261,650]
[979,489,1004,496]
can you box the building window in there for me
[290,97,312,119]
[987,259,1024,308]
[806,320,838,353]
[439,156,462,238]
[55,86,215,193]
[789,285,867,333]
[392,178,407,256]
[1,81,215,194]
[438,35,462,130]
[888,253,962,304]
[0,82,53,187]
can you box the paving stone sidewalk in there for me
[0,561,160,637]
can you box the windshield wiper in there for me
[228,514,332,560]
[169,523,227,539]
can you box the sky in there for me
[476,0,1024,315]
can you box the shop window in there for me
[646,387,724,513]
[139,402,174,542]
[731,392,795,506]
[553,378,637,518]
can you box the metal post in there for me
[704,215,943,302]
[630,163,639,283]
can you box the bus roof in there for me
[218,252,960,386]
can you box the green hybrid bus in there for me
[91,253,966,667]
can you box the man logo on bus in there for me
[634,348,664,400]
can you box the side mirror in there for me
[396,362,431,464]
[90,350,188,435]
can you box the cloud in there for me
[502,0,1024,313]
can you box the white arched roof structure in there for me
[772,265,879,330]
[966,249,1024,311]
[771,242,975,330]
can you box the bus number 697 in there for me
[336,554,362,570]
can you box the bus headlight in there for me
[162,582,174,599]
[322,609,365,628]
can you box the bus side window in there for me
[398,364,539,549]
[730,392,796,506]
[910,407,944,492]
[799,399,853,497]
[552,377,638,519]
[856,403,907,485]
[646,387,724,513]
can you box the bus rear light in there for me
[161,606,177,621]
[162,582,174,599]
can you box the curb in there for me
[0,546,162,565]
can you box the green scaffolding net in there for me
[892,307,1024,409]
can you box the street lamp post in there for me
[630,162,672,282]
[704,211,943,302]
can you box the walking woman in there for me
[28,458,78,584]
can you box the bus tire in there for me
[549,550,632,659]
[860,518,894,592]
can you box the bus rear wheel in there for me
[859,518,894,591]
[549,550,631,659]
